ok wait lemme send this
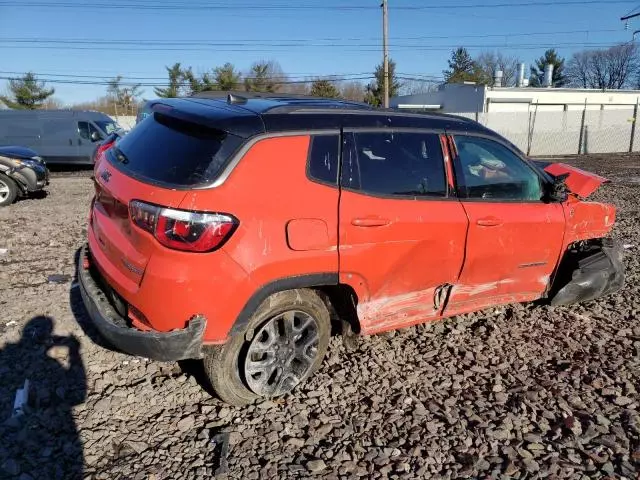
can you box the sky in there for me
[0,0,639,104]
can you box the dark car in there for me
[0,146,49,206]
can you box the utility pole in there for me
[382,0,389,108]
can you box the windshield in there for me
[94,120,119,135]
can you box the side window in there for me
[453,136,542,201]
[78,121,90,140]
[348,131,447,197]
[308,134,340,185]
[88,123,103,141]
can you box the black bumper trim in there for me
[550,238,625,306]
[78,245,205,361]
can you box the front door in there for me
[78,121,103,163]
[444,134,565,316]
[338,130,469,334]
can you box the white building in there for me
[391,83,640,114]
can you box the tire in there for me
[0,173,18,207]
[203,289,331,406]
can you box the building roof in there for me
[147,94,486,138]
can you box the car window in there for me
[347,131,447,197]
[453,135,542,201]
[78,121,91,140]
[108,112,243,187]
[308,134,340,185]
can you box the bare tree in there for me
[340,81,366,102]
[567,43,639,90]
[475,51,520,87]
[399,79,439,95]
[107,76,143,115]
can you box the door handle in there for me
[476,216,503,227]
[351,217,390,227]
[69,139,73,146]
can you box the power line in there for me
[0,71,373,81]
[0,42,627,52]
[0,75,375,87]
[1,0,636,9]
[0,29,622,45]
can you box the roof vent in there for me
[227,93,248,105]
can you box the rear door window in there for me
[343,131,447,197]
[307,134,340,185]
[108,112,242,187]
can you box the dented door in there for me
[444,134,565,315]
[338,130,468,334]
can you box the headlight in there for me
[15,159,42,169]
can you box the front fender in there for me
[550,238,624,306]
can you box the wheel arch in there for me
[229,273,362,338]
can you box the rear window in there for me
[108,112,242,187]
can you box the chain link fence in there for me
[457,106,639,157]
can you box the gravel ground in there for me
[0,154,639,480]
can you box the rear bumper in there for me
[78,245,206,361]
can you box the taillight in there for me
[129,200,237,252]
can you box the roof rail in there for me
[191,90,330,101]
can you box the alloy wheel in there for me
[244,310,320,397]
[0,179,9,201]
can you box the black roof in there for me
[146,93,488,138]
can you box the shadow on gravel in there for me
[0,316,86,479]
[14,190,49,205]
[68,248,219,398]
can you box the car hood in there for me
[0,145,39,160]
[534,161,609,198]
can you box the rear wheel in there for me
[0,173,18,207]
[203,289,331,406]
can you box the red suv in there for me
[79,93,624,405]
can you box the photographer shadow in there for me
[0,316,86,479]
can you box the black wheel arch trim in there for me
[230,273,339,337]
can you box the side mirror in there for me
[544,173,569,202]
[90,131,102,142]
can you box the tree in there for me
[107,76,143,115]
[340,81,366,102]
[399,79,439,95]
[0,72,55,110]
[529,49,566,87]
[309,79,341,98]
[213,63,242,90]
[182,68,215,94]
[566,43,639,90]
[154,63,186,98]
[244,61,285,92]
[475,51,520,87]
[365,59,400,107]
[443,47,483,84]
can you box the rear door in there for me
[444,134,565,316]
[77,121,103,163]
[338,129,469,334]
